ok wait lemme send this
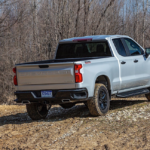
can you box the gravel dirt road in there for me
[0,98,150,150]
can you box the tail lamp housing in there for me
[13,67,16,73]
[13,67,17,86]
[74,64,83,83]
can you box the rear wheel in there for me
[87,84,110,116]
[145,93,150,101]
[26,103,51,120]
[60,103,75,109]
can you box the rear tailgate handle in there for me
[39,65,49,68]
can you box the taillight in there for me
[13,67,17,86]
[74,64,83,83]
[13,75,17,85]
[13,67,16,73]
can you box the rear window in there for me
[56,41,112,59]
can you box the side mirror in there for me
[145,48,150,58]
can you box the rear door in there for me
[112,38,135,90]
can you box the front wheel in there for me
[26,103,51,120]
[87,84,110,116]
[145,93,150,101]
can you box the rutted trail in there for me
[0,99,150,150]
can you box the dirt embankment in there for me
[0,98,150,150]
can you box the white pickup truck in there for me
[13,35,150,120]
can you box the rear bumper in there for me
[14,88,90,104]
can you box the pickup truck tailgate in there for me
[16,63,75,91]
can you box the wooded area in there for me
[0,0,150,103]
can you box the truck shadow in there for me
[0,100,148,126]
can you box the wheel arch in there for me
[95,75,111,97]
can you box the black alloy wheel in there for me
[99,90,107,111]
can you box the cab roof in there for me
[59,35,130,43]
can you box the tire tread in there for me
[87,84,110,116]
[26,103,48,120]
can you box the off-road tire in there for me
[87,84,110,116]
[145,93,150,101]
[26,103,50,120]
[60,103,75,109]
[84,102,88,107]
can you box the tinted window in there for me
[145,48,150,53]
[113,39,127,56]
[124,38,143,56]
[56,42,112,59]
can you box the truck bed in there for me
[16,57,111,66]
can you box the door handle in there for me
[134,60,138,63]
[121,61,126,64]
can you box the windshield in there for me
[56,41,112,59]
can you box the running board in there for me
[116,88,150,98]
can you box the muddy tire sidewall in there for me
[87,84,110,116]
[145,93,150,101]
[26,103,50,120]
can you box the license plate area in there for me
[41,91,53,98]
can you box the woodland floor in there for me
[0,98,150,150]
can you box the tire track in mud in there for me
[0,99,150,149]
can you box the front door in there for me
[123,38,150,88]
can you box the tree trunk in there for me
[142,0,148,48]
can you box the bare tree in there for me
[0,0,150,104]
[74,0,80,37]
[142,0,149,47]
[94,0,116,34]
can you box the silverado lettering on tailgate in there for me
[18,70,71,77]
